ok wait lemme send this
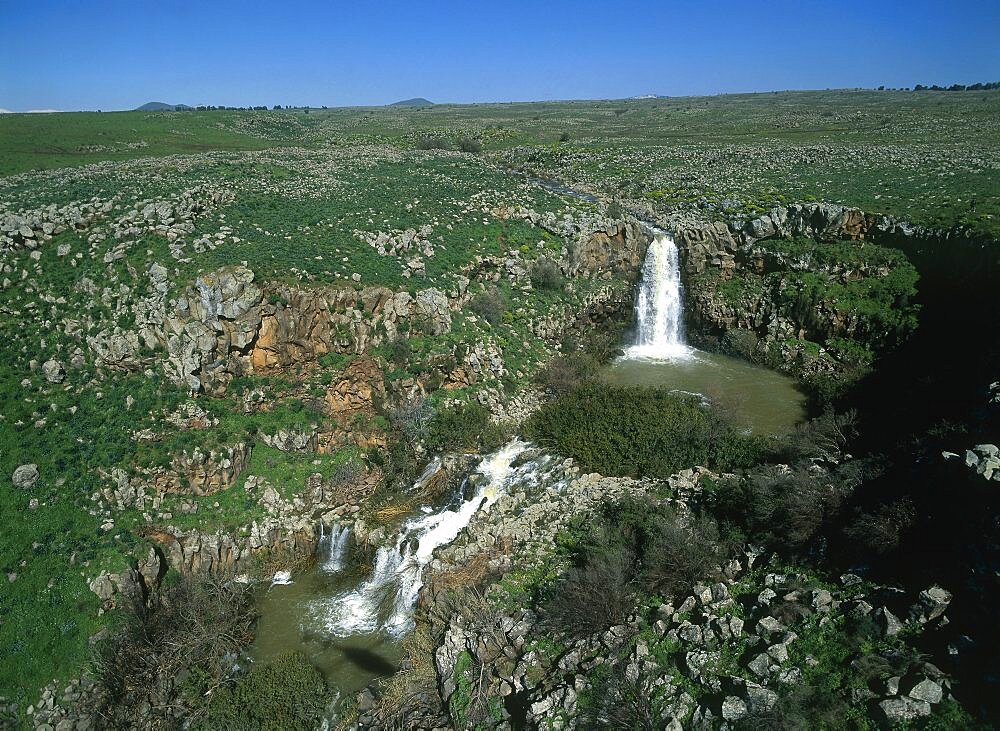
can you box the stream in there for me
[253,442,531,702]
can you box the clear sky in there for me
[1,0,998,111]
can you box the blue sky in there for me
[1,0,998,111]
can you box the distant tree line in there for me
[874,81,1000,92]
[911,81,1000,91]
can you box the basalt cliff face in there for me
[84,217,649,585]
[661,203,967,378]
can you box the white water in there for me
[319,523,351,573]
[271,570,293,586]
[625,229,692,360]
[309,440,529,638]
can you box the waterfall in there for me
[626,229,691,360]
[309,440,530,638]
[319,523,351,573]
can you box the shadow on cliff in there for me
[835,232,1000,721]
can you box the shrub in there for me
[544,498,730,636]
[416,136,449,150]
[92,572,256,728]
[457,137,482,153]
[542,543,637,636]
[723,328,763,363]
[703,464,851,555]
[424,402,502,453]
[525,383,766,479]
[534,353,598,395]
[641,511,729,598]
[529,256,563,290]
[737,682,852,730]
[388,337,412,367]
[579,655,662,730]
[843,498,916,557]
[196,652,327,731]
[776,408,857,464]
[468,286,506,325]
[390,395,434,445]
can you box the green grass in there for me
[0,110,279,175]
[4,90,998,236]
[1,89,994,720]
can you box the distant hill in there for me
[389,98,434,107]
[136,102,191,111]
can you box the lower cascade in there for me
[626,228,691,360]
[307,440,530,638]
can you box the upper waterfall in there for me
[626,229,691,360]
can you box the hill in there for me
[389,97,434,107]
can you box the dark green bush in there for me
[416,136,449,150]
[424,402,502,453]
[196,652,327,731]
[468,286,506,325]
[529,256,563,290]
[525,383,767,479]
[457,137,482,153]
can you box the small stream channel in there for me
[253,442,533,708]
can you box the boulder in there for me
[721,696,748,721]
[909,585,952,624]
[879,696,931,723]
[12,463,39,489]
[907,678,943,705]
[414,288,451,335]
[42,359,64,383]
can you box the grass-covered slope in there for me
[2,88,998,236]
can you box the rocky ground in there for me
[351,447,960,730]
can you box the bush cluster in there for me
[529,256,563,290]
[542,498,729,636]
[424,401,503,454]
[468,286,507,325]
[525,383,767,479]
[196,652,327,731]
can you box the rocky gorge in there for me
[3,130,996,731]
